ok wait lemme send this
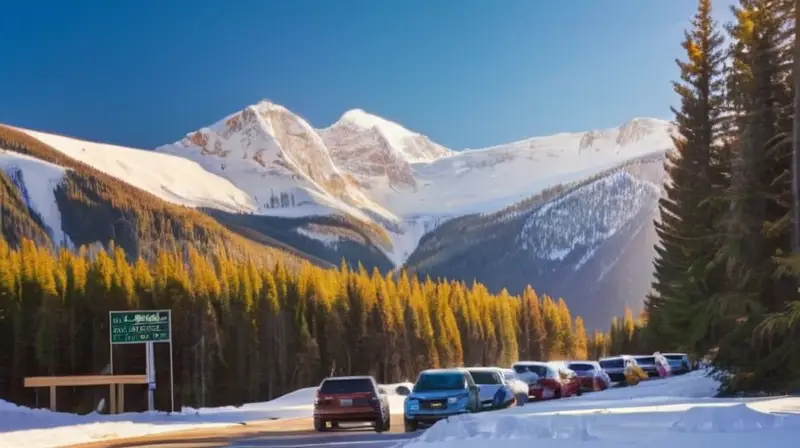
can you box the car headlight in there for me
[447,396,459,404]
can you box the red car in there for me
[512,362,582,400]
[313,376,390,432]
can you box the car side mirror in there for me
[395,385,411,396]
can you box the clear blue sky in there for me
[0,0,734,150]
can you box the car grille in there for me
[420,399,447,410]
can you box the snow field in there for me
[0,382,413,448]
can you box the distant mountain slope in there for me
[0,125,305,268]
[404,153,666,330]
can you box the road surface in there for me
[70,417,421,448]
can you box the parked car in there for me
[511,361,581,400]
[599,355,648,386]
[396,368,481,432]
[566,361,611,392]
[313,376,390,432]
[662,353,691,374]
[631,354,671,378]
[498,368,529,406]
[465,367,515,410]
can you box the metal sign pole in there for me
[168,309,175,414]
[146,342,155,411]
[108,311,114,375]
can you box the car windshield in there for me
[664,355,685,361]
[636,357,656,365]
[414,372,466,392]
[513,364,549,376]
[568,363,595,372]
[599,359,624,369]
[319,378,373,394]
[469,371,501,384]
[502,370,516,380]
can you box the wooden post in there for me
[49,385,56,411]
[117,384,125,413]
[109,384,116,414]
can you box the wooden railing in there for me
[24,374,149,413]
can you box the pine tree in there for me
[646,0,727,356]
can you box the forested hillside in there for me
[640,0,800,394]
[0,234,609,412]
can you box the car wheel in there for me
[374,414,385,433]
[404,418,418,433]
[313,419,327,432]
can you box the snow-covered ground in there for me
[0,382,412,448]
[401,371,800,447]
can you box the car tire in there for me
[374,415,385,433]
[314,419,327,432]
[404,418,418,433]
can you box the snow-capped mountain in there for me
[155,99,675,265]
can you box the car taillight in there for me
[314,395,321,407]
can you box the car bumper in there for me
[314,409,380,422]
[406,410,468,424]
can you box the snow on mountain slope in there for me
[154,100,675,266]
[0,149,70,247]
[14,127,256,214]
[157,101,395,223]
[518,170,660,266]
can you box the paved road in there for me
[71,417,422,448]
[227,425,419,448]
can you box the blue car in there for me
[395,368,481,432]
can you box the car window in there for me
[319,378,374,394]
[664,355,685,361]
[502,370,517,380]
[636,356,655,365]
[599,358,624,369]
[567,363,595,372]
[513,364,549,377]
[469,370,502,384]
[414,372,466,392]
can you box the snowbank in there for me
[401,371,800,448]
[0,382,412,448]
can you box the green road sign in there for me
[110,310,171,344]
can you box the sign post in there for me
[109,310,174,413]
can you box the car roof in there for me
[599,355,633,361]
[321,375,374,381]
[465,367,500,372]
[420,368,469,374]
[662,352,687,356]
[512,361,549,366]
[567,360,600,366]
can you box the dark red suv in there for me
[313,376,390,432]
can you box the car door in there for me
[465,374,480,411]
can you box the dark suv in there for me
[313,376,390,432]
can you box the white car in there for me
[465,367,515,410]
[497,368,529,406]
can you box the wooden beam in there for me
[24,375,148,388]
[49,385,56,411]
[117,384,125,414]
[109,384,116,414]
